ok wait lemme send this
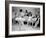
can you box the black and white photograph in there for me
[9,3,43,35]
[12,7,40,31]
[5,1,45,37]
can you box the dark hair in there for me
[20,9,22,12]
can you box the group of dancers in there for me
[12,9,40,28]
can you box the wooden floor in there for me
[12,24,40,31]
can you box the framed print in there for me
[5,1,45,37]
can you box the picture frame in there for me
[5,1,45,37]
